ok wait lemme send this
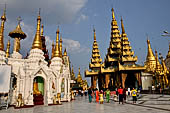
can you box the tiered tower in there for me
[85,8,145,90]
[105,8,121,67]
[120,17,137,64]
[85,28,102,89]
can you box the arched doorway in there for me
[33,76,44,105]
[125,74,138,89]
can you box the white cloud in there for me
[0,0,88,24]
[63,38,90,54]
[76,14,88,24]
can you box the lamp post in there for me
[162,31,170,37]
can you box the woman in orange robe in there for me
[96,89,99,102]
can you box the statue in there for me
[57,93,62,105]
[33,80,41,95]
[53,95,57,104]
[16,94,24,107]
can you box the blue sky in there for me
[1,0,170,84]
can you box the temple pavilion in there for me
[85,8,145,90]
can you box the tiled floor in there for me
[0,94,170,113]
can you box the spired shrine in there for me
[85,8,145,90]
[0,7,74,107]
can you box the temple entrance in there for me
[33,76,44,105]
[125,74,138,89]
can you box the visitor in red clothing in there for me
[118,86,123,104]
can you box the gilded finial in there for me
[51,41,55,58]
[32,10,42,49]
[5,40,10,58]
[63,48,67,56]
[1,4,6,21]
[78,67,80,74]
[93,27,96,41]
[111,8,115,20]
[59,35,62,57]
[121,17,125,34]
[54,27,60,57]
[9,16,26,52]
[41,24,44,36]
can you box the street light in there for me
[162,31,170,37]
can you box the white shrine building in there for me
[0,8,72,107]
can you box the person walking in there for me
[106,89,110,103]
[99,91,104,104]
[88,88,92,103]
[123,88,127,103]
[131,88,137,104]
[118,86,123,104]
[95,89,99,103]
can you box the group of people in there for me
[88,88,108,104]
[88,87,138,104]
[118,87,137,104]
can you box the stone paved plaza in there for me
[0,94,170,113]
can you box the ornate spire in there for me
[112,8,115,20]
[93,28,96,41]
[77,67,82,83]
[53,27,60,57]
[145,39,156,72]
[51,41,55,58]
[121,17,125,34]
[146,39,156,61]
[0,6,6,51]
[71,65,76,80]
[5,40,10,58]
[32,9,42,49]
[155,50,162,73]
[41,24,44,36]
[121,17,137,63]
[105,8,121,64]
[59,35,62,57]
[63,48,67,56]
[166,43,170,58]
[9,16,26,52]
[89,28,102,69]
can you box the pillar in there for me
[121,73,127,88]
[105,74,110,89]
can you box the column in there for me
[121,73,127,88]
[105,74,110,89]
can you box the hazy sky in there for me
[0,0,170,84]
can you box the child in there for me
[99,91,104,104]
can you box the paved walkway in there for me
[0,94,170,113]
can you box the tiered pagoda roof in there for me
[105,8,121,66]
[89,28,102,69]
[120,17,137,64]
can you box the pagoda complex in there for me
[144,39,170,89]
[0,8,73,107]
[85,9,145,90]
